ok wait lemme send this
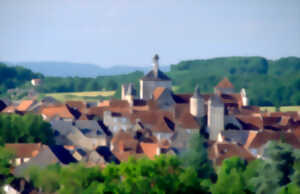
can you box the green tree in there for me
[211,157,252,194]
[0,114,54,145]
[250,142,298,194]
[180,133,216,181]
[0,147,15,190]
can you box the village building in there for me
[1,54,299,169]
[5,143,44,166]
[140,54,172,100]
[31,78,41,86]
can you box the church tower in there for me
[207,95,224,141]
[140,54,172,100]
[190,85,205,118]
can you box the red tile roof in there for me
[41,105,74,120]
[87,107,106,119]
[140,142,158,159]
[244,130,300,149]
[128,110,175,133]
[16,100,35,112]
[220,93,242,106]
[235,114,263,130]
[174,104,200,129]
[152,87,167,100]
[5,143,42,158]
[209,142,255,165]
[1,106,17,113]
[65,101,86,112]
[215,77,234,89]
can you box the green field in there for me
[44,91,115,102]
[260,106,300,112]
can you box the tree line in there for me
[0,114,54,145]
[1,56,300,106]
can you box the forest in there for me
[1,56,299,106]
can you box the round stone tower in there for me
[190,85,205,118]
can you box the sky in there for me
[0,0,299,67]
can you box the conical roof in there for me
[215,77,234,89]
[193,85,201,98]
[126,83,136,96]
[141,70,171,81]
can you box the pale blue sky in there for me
[0,0,299,67]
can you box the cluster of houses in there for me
[1,54,300,193]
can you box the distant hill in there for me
[1,56,299,106]
[167,56,300,106]
[8,62,170,77]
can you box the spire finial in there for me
[193,85,200,98]
[153,54,159,78]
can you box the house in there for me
[140,142,160,159]
[41,105,75,121]
[152,87,175,110]
[217,130,250,146]
[214,77,235,94]
[110,130,144,162]
[244,130,300,158]
[50,119,75,145]
[2,178,37,194]
[209,142,255,166]
[5,143,43,166]
[14,145,76,177]
[16,100,37,113]
[86,150,106,166]
[65,101,87,119]
[1,106,17,114]
[103,111,133,134]
[75,120,108,147]
[31,79,41,86]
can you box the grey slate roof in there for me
[221,130,250,145]
[75,120,105,138]
[41,96,60,105]
[14,145,76,177]
[141,70,171,81]
[127,83,137,96]
[50,119,74,136]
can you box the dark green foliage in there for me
[27,156,210,194]
[0,114,54,145]
[211,157,252,194]
[0,63,42,95]
[14,142,300,194]
[0,147,14,189]
[168,56,300,106]
[180,133,215,180]
[36,71,143,96]
[249,142,300,194]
